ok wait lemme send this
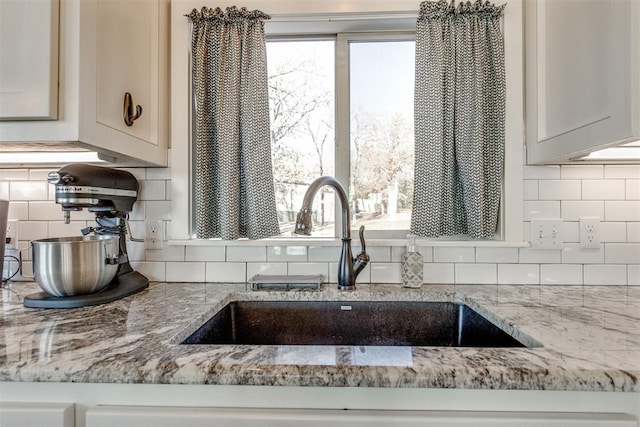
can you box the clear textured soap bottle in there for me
[401,235,423,288]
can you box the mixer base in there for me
[23,271,149,309]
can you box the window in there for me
[268,34,415,238]
[171,3,523,244]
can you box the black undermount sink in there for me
[182,301,527,347]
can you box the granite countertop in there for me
[1,282,639,391]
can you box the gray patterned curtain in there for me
[187,7,280,240]
[411,0,506,239]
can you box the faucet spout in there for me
[295,176,369,290]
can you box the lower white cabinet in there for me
[86,406,637,427]
[0,402,74,427]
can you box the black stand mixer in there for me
[23,164,149,308]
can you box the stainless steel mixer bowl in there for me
[31,235,121,297]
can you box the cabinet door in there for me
[0,0,59,120]
[79,0,169,167]
[0,402,74,427]
[525,0,637,164]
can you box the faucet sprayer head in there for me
[294,209,312,235]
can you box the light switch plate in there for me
[530,218,563,250]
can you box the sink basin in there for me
[182,301,528,347]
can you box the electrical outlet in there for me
[579,217,600,249]
[5,220,18,251]
[145,219,164,250]
[530,218,563,249]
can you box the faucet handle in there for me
[358,225,367,254]
[353,225,369,276]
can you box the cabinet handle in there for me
[123,92,143,126]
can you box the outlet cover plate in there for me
[145,219,164,250]
[579,217,601,249]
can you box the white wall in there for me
[4,163,638,286]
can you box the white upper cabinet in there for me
[0,0,169,167]
[0,0,59,120]
[525,0,639,164]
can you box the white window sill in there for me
[169,238,531,248]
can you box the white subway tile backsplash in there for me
[561,165,603,179]
[287,262,329,280]
[582,180,626,200]
[562,221,580,243]
[604,165,640,179]
[166,261,205,282]
[10,181,48,201]
[538,180,581,200]
[524,201,560,220]
[498,264,539,284]
[28,169,52,181]
[227,246,266,262]
[47,221,89,238]
[206,262,246,282]
[8,201,28,220]
[165,181,172,201]
[584,264,627,285]
[185,246,225,262]
[476,247,519,263]
[17,221,47,241]
[605,201,640,222]
[523,165,560,179]
[523,180,538,200]
[561,243,604,264]
[433,247,475,263]
[561,201,604,221]
[28,201,82,221]
[0,182,9,200]
[246,262,287,278]
[628,223,640,242]
[600,222,627,243]
[540,264,582,285]
[626,180,640,200]
[139,180,166,201]
[131,262,165,282]
[455,263,497,284]
[370,263,402,284]
[605,244,640,264]
[267,246,307,262]
[146,245,185,262]
[424,263,454,284]
[629,265,640,286]
[0,170,29,180]
[518,247,562,264]
[146,166,171,180]
[308,246,341,262]
[2,164,639,289]
[144,200,171,220]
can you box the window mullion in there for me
[335,34,350,238]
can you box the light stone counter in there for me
[1,282,639,392]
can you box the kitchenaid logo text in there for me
[56,186,137,197]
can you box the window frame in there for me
[170,0,524,246]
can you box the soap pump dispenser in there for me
[401,234,423,288]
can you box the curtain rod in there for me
[268,11,418,23]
